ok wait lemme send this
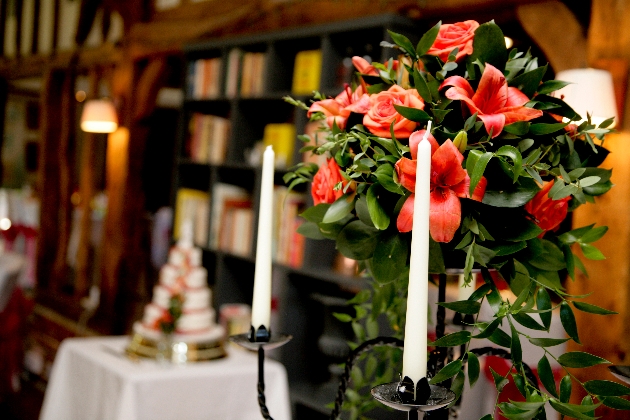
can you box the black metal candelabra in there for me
[234,273,541,419]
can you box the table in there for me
[39,336,291,420]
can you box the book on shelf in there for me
[38,0,56,55]
[263,123,295,169]
[272,187,306,268]
[187,113,230,165]
[240,52,266,97]
[174,188,210,247]
[224,48,243,98]
[209,183,253,256]
[291,49,322,95]
[188,57,223,99]
[56,0,81,51]
[4,0,18,58]
[20,0,35,56]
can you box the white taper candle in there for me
[251,145,275,330]
[402,122,432,388]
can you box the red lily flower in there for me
[352,56,399,76]
[525,182,570,237]
[307,84,370,130]
[395,131,487,242]
[440,64,543,138]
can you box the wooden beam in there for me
[516,1,588,72]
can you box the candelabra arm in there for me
[329,336,404,420]
[257,347,273,420]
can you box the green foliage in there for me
[283,15,619,420]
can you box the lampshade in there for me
[554,68,618,127]
[80,99,119,133]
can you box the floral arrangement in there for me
[284,18,627,420]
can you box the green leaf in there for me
[430,359,463,384]
[573,301,617,315]
[482,177,539,208]
[490,366,510,392]
[560,301,580,344]
[510,321,522,365]
[355,195,375,228]
[580,243,606,260]
[333,312,353,322]
[300,203,330,223]
[557,351,610,368]
[560,375,572,403]
[450,370,466,403]
[529,122,567,135]
[537,288,552,330]
[319,214,353,239]
[371,232,409,285]
[393,104,431,123]
[537,80,571,95]
[503,121,531,136]
[473,318,502,339]
[297,221,326,239]
[467,352,480,388]
[488,328,512,348]
[437,300,481,315]
[416,21,441,57]
[602,396,630,410]
[467,151,493,196]
[336,220,379,260]
[584,380,630,397]
[580,225,608,244]
[529,240,566,272]
[374,164,404,194]
[366,185,390,230]
[388,30,416,58]
[428,237,446,274]
[429,330,472,347]
[509,65,547,97]
[549,400,598,420]
[322,194,355,223]
[528,337,570,348]
[413,69,432,103]
[467,22,508,73]
[512,312,546,331]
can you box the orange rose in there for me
[427,20,479,62]
[311,158,346,205]
[363,85,424,138]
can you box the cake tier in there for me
[168,245,202,267]
[142,303,216,333]
[133,321,225,344]
[159,264,207,289]
[152,285,211,311]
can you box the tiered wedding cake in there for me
[128,222,225,360]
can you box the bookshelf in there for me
[173,14,417,418]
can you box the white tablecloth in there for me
[39,336,291,420]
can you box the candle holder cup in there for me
[372,378,455,420]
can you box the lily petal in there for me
[431,140,467,187]
[409,130,439,160]
[505,86,531,107]
[397,194,415,233]
[440,76,475,97]
[477,113,506,138]
[445,86,482,115]
[499,105,543,125]
[395,157,417,192]
[430,188,461,243]
[472,64,508,114]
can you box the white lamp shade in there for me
[80,99,119,133]
[554,68,618,127]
